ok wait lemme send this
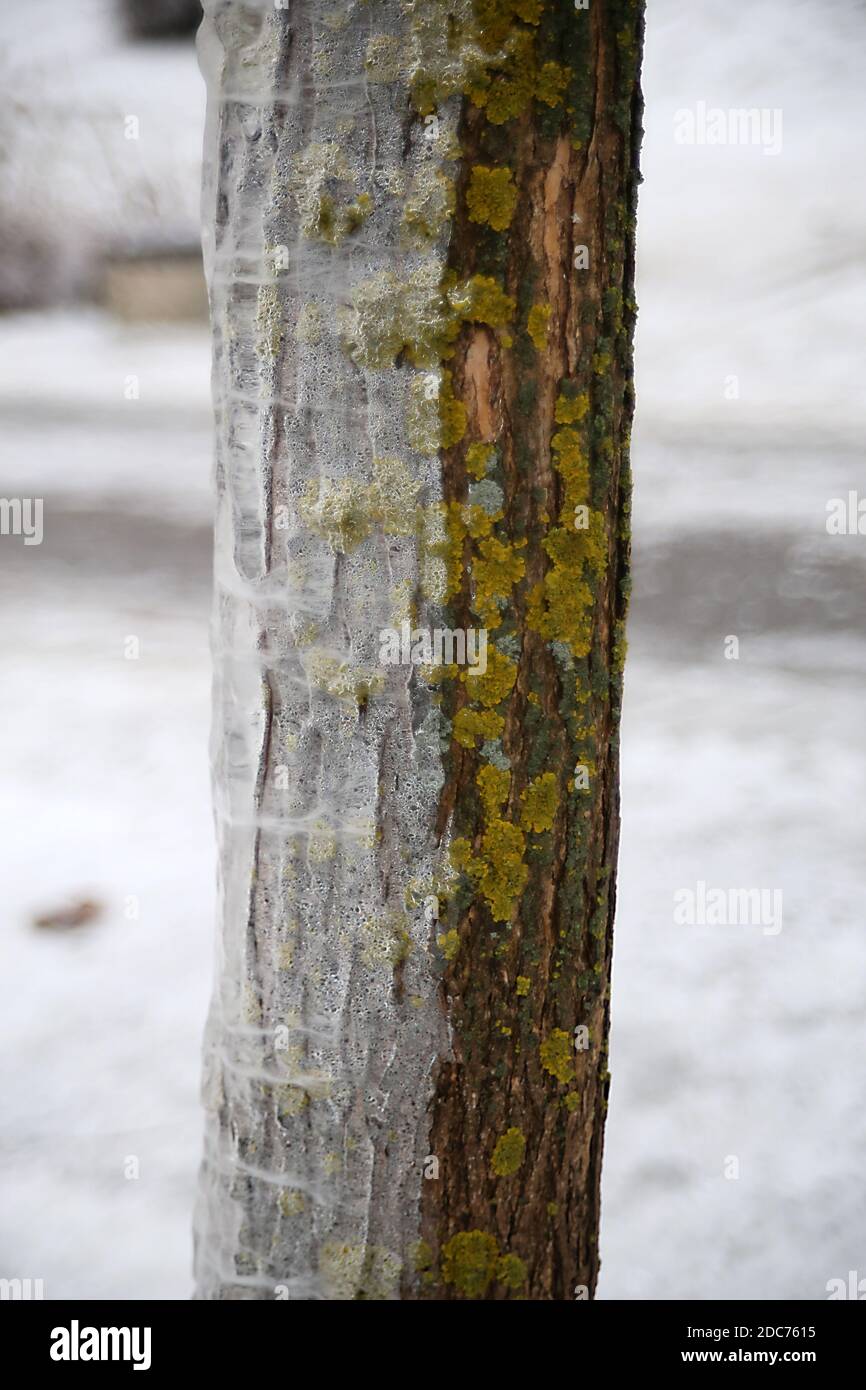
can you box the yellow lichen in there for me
[319,1242,401,1301]
[255,285,283,359]
[554,390,590,425]
[278,1189,306,1217]
[435,499,507,601]
[347,261,519,372]
[471,536,526,626]
[347,263,459,370]
[277,1087,309,1119]
[295,302,322,345]
[441,1231,499,1299]
[343,192,373,235]
[466,165,518,232]
[476,762,511,819]
[465,503,498,539]
[299,477,373,552]
[526,302,552,351]
[413,1239,435,1273]
[361,913,413,969]
[466,28,536,125]
[526,514,607,658]
[402,167,456,244]
[520,771,559,833]
[438,371,468,449]
[516,975,530,996]
[450,817,527,921]
[477,819,528,921]
[534,60,570,107]
[475,0,543,47]
[513,0,544,22]
[453,707,505,748]
[450,837,479,877]
[540,1028,575,1084]
[496,1253,527,1290]
[405,0,566,132]
[300,458,421,552]
[491,1126,526,1177]
[450,274,515,332]
[437,928,460,961]
[364,35,403,83]
[368,456,423,534]
[467,644,518,708]
[551,427,589,498]
[406,371,468,460]
[466,442,495,479]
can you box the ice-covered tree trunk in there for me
[195,0,644,1301]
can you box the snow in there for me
[1,0,864,1300]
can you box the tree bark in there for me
[195,0,644,1302]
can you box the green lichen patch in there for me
[451,274,516,334]
[495,1252,527,1289]
[255,285,283,360]
[452,707,505,749]
[476,762,511,820]
[476,819,528,922]
[402,167,457,244]
[554,389,590,425]
[439,1228,527,1298]
[520,771,559,832]
[361,912,413,969]
[466,442,495,479]
[466,165,518,232]
[540,1028,575,1084]
[467,645,519,707]
[471,537,526,628]
[526,513,607,658]
[491,1126,526,1176]
[364,35,404,83]
[440,1230,500,1299]
[437,928,460,961]
[345,263,459,369]
[299,456,421,553]
[319,1242,401,1301]
[526,302,552,351]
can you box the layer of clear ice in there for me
[194,0,459,1299]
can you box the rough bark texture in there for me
[195,0,643,1302]
[418,3,643,1302]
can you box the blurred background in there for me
[0,0,864,1300]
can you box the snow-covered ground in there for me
[1,0,865,1299]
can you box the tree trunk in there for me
[194,0,644,1302]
